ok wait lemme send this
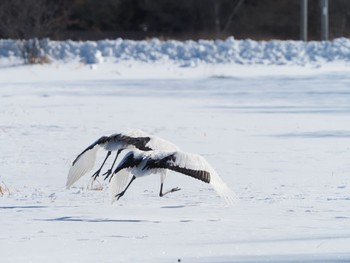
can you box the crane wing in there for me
[72,136,109,165]
[114,129,179,151]
[152,151,236,205]
[146,136,180,151]
[109,169,131,204]
[66,143,101,189]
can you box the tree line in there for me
[0,0,349,41]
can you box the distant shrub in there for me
[0,0,68,64]
[17,38,51,64]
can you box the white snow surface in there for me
[1,38,350,262]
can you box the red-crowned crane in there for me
[109,149,235,205]
[66,129,179,189]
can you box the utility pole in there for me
[300,0,308,41]
[320,0,329,40]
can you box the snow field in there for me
[1,40,350,261]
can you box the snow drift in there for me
[1,37,350,66]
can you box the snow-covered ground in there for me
[1,38,350,262]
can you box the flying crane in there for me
[110,149,235,205]
[66,129,178,189]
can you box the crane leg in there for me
[92,151,111,180]
[159,183,181,197]
[115,175,136,200]
[103,149,122,180]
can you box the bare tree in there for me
[222,0,246,34]
[0,0,69,63]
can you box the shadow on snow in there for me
[37,216,160,223]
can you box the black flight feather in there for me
[143,154,211,184]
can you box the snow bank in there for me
[1,37,350,66]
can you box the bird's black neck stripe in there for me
[112,134,153,151]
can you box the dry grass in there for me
[0,181,10,196]
[87,179,104,191]
[27,55,51,65]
